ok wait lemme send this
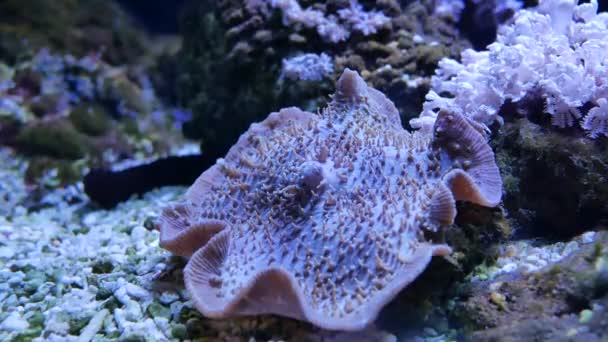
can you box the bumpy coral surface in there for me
[159,70,502,330]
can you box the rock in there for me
[0,0,146,65]
[1,312,29,331]
[159,292,180,305]
[171,323,188,339]
[582,232,597,244]
[92,260,114,274]
[124,282,150,300]
[493,119,608,240]
[15,119,87,160]
[100,75,151,115]
[452,231,608,341]
[146,303,171,319]
[69,103,112,137]
[0,247,15,259]
[77,309,108,342]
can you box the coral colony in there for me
[281,53,334,82]
[4,0,608,340]
[412,0,608,138]
[159,70,502,330]
[266,0,390,43]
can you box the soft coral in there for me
[411,0,608,138]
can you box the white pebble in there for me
[60,275,82,286]
[140,318,167,340]
[8,274,25,285]
[0,225,13,234]
[130,226,147,241]
[114,286,130,305]
[153,317,170,332]
[83,213,98,226]
[413,34,424,43]
[1,312,29,331]
[525,254,541,264]
[113,308,127,331]
[501,262,518,273]
[77,309,109,342]
[0,246,15,258]
[125,282,150,300]
[124,300,143,321]
[159,292,179,304]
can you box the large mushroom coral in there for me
[158,69,502,331]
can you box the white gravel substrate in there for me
[0,146,186,341]
[0,147,281,341]
[0,147,408,342]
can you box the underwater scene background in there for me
[0,0,607,341]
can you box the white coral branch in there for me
[582,98,608,138]
[411,0,608,138]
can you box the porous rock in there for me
[493,118,608,240]
[159,69,502,330]
[452,231,608,341]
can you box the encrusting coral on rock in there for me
[158,69,502,330]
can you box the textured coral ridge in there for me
[158,69,502,330]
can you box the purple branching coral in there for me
[158,70,502,330]
[337,1,391,36]
[267,0,390,43]
[269,0,349,43]
[411,0,608,138]
[281,53,334,81]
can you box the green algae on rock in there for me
[159,69,502,330]
[0,0,146,65]
[1,44,190,192]
[69,103,112,137]
[16,119,88,160]
[492,118,608,240]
